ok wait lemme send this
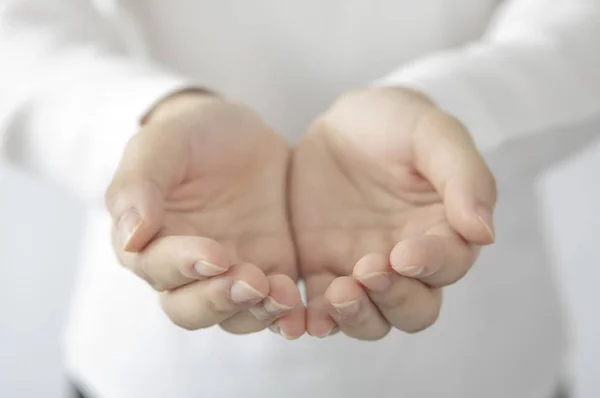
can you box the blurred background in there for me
[2,137,600,398]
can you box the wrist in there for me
[371,86,438,110]
[141,87,218,125]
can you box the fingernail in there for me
[193,260,227,277]
[357,272,393,293]
[476,205,495,243]
[229,281,265,304]
[309,325,339,338]
[118,209,142,250]
[393,265,425,278]
[263,297,294,314]
[332,299,361,317]
[249,297,294,321]
[269,324,295,340]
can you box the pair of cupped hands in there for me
[105,86,496,341]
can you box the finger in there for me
[413,111,497,245]
[389,225,478,287]
[248,275,301,322]
[115,235,230,291]
[105,124,189,252]
[220,274,302,336]
[159,263,268,331]
[270,305,306,340]
[325,276,391,341]
[305,272,338,338]
[354,253,442,333]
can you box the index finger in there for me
[114,234,231,292]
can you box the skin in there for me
[105,93,304,339]
[291,87,496,339]
[106,87,497,341]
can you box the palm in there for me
[291,123,447,285]
[159,104,296,278]
[109,98,303,336]
[291,90,449,284]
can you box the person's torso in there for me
[120,0,497,140]
[65,2,568,398]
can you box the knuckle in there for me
[446,259,473,287]
[339,315,366,328]
[425,255,473,288]
[148,279,168,293]
[160,295,203,331]
[131,260,167,292]
[165,312,200,331]
[403,302,441,334]
[176,322,198,331]
[146,277,169,293]
[404,323,430,334]
[206,296,235,317]
[392,290,411,308]
[219,322,262,335]
[359,326,391,341]
[436,269,466,288]
[371,329,392,341]
[386,278,412,308]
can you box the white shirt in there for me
[1,1,599,397]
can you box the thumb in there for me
[105,123,189,252]
[413,111,497,245]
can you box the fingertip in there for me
[306,296,337,338]
[109,181,165,253]
[352,253,395,293]
[227,263,270,302]
[444,167,496,246]
[183,237,231,278]
[119,208,144,252]
[273,305,306,340]
[192,260,229,278]
[326,277,391,341]
[248,275,300,321]
[389,238,433,278]
[475,205,495,244]
[266,274,301,309]
[304,273,338,337]
[413,111,496,246]
[353,252,389,278]
[324,276,365,306]
[446,203,495,246]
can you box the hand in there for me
[291,87,497,340]
[105,92,304,338]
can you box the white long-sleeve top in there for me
[0,1,599,397]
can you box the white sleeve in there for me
[376,0,600,154]
[0,0,191,200]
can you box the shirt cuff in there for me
[91,63,193,179]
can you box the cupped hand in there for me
[105,92,304,339]
[290,87,497,340]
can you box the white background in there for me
[1,138,599,398]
